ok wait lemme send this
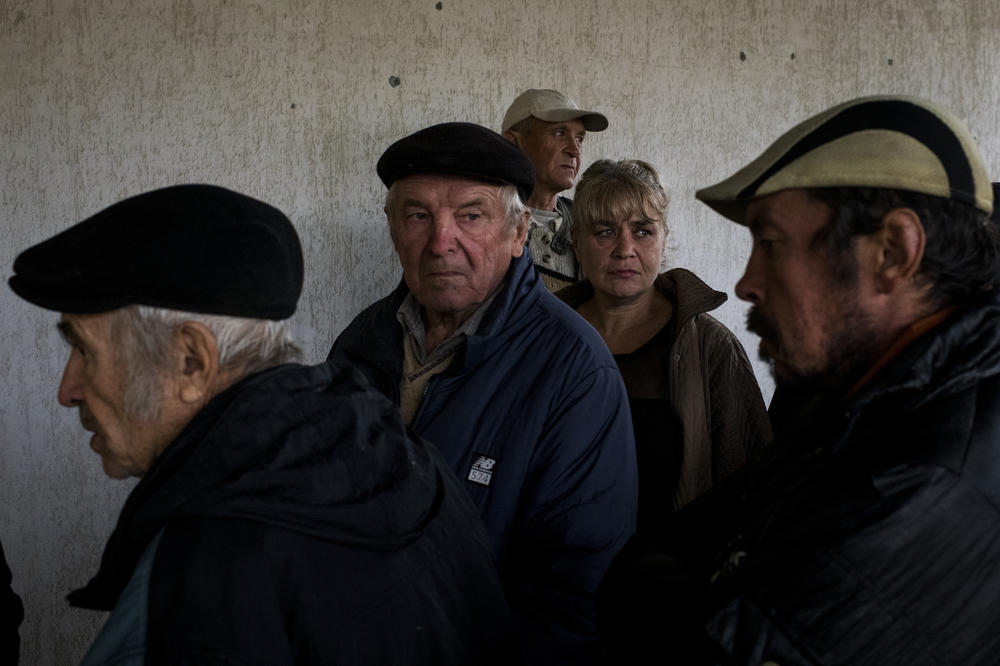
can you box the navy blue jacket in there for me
[329,252,638,665]
[72,361,519,665]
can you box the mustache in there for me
[746,306,780,343]
[78,404,98,432]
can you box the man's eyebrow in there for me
[746,213,777,234]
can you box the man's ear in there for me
[873,207,926,294]
[511,210,530,257]
[503,130,522,149]
[173,321,220,404]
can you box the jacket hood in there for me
[70,361,444,610]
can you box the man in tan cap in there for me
[503,89,608,290]
[599,95,1000,664]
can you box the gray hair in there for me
[385,181,528,233]
[108,306,302,420]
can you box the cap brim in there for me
[533,109,609,132]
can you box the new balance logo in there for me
[467,454,497,487]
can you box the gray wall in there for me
[3,0,998,661]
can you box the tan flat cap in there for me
[696,95,993,224]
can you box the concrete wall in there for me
[2,0,998,661]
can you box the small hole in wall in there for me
[389,76,401,87]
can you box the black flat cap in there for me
[9,184,303,319]
[376,122,535,202]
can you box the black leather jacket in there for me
[600,292,1000,665]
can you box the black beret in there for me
[376,122,535,202]
[9,184,303,319]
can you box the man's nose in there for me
[565,138,581,158]
[58,353,82,408]
[426,215,458,254]
[735,252,762,304]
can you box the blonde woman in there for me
[557,159,771,526]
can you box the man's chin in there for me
[760,350,827,395]
[99,455,134,480]
[770,355,870,399]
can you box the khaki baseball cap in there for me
[696,94,993,224]
[502,89,609,133]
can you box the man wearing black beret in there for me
[10,184,518,664]
[329,122,638,665]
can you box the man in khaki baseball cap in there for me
[503,89,608,291]
[600,95,1000,664]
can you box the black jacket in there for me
[600,294,1000,665]
[72,361,518,665]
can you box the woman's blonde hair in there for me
[572,159,670,237]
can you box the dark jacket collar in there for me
[849,291,1000,413]
[555,268,727,330]
[69,362,441,610]
[346,252,543,378]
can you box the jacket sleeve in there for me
[506,364,638,666]
[702,317,773,478]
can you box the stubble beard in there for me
[748,293,882,399]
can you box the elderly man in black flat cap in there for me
[9,184,519,665]
[600,96,1000,664]
[329,123,637,665]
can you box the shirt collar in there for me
[395,287,502,365]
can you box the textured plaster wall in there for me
[2,0,998,661]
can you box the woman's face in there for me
[574,207,666,301]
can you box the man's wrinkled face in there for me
[387,174,527,323]
[512,118,586,195]
[736,189,878,392]
[57,312,177,478]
